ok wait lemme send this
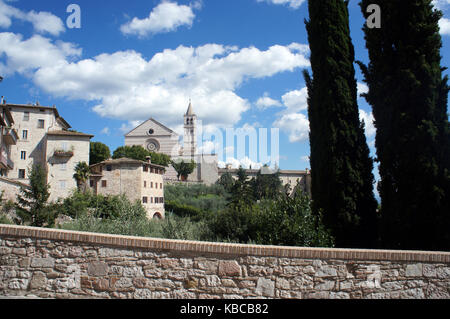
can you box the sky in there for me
[1,0,449,177]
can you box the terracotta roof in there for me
[6,103,71,129]
[47,130,94,138]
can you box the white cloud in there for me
[433,0,450,10]
[359,109,376,138]
[120,1,197,37]
[255,93,282,109]
[357,82,369,98]
[256,0,306,10]
[100,127,110,135]
[0,33,81,75]
[18,40,309,130]
[281,87,308,113]
[218,157,263,170]
[273,113,309,143]
[0,0,65,36]
[439,17,450,35]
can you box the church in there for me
[124,101,312,195]
[124,102,220,185]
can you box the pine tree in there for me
[304,0,378,248]
[358,0,450,250]
[16,164,55,227]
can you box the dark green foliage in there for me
[16,165,57,227]
[89,142,111,165]
[171,159,196,180]
[73,161,90,192]
[358,0,450,250]
[228,167,255,209]
[250,166,283,200]
[59,190,146,220]
[304,0,378,248]
[207,188,334,247]
[164,183,229,216]
[217,171,234,192]
[113,145,171,167]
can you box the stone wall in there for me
[0,225,449,299]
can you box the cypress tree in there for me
[358,0,450,250]
[303,0,378,248]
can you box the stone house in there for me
[0,102,93,203]
[89,158,166,219]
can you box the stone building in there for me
[0,104,17,177]
[0,102,93,203]
[125,101,219,185]
[89,158,166,219]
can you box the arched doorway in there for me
[153,212,162,220]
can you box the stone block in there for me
[405,264,423,277]
[31,258,55,268]
[315,266,337,278]
[256,278,275,297]
[30,271,47,289]
[87,261,109,277]
[218,260,241,277]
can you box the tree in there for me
[358,0,450,250]
[229,167,255,209]
[90,142,111,165]
[16,164,56,227]
[73,162,90,193]
[251,165,283,200]
[217,171,234,193]
[113,145,171,166]
[303,0,378,248]
[171,159,196,181]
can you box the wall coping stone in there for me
[1,225,449,263]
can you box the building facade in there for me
[89,158,166,219]
[0,102,93,203]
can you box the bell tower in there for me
[183,100,197,156]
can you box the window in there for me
[151,197,153,204]
[160,183,163,189]
[38,119,45,129]
[22,130,28,140]
[90,180,94,187]
[155,183,158,189]
[23,112,30,121]
[144,181,147,188]
[155,197,159,204]
[19,169,26,179]
[160,197,164,204]
[151,182,153,188]
[59,181,66,190]
[106,165,112,172]
[20,151,26,160]
[61,142,68,152]
[142,197,148,204]
[101,180,107,188]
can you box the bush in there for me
[207,189,334,247]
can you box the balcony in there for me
[2,127,18,145]
[53,150,74,158]
[0,153,13,170]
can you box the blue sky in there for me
[1,0,449,175]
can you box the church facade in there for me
[124,102,219,185]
